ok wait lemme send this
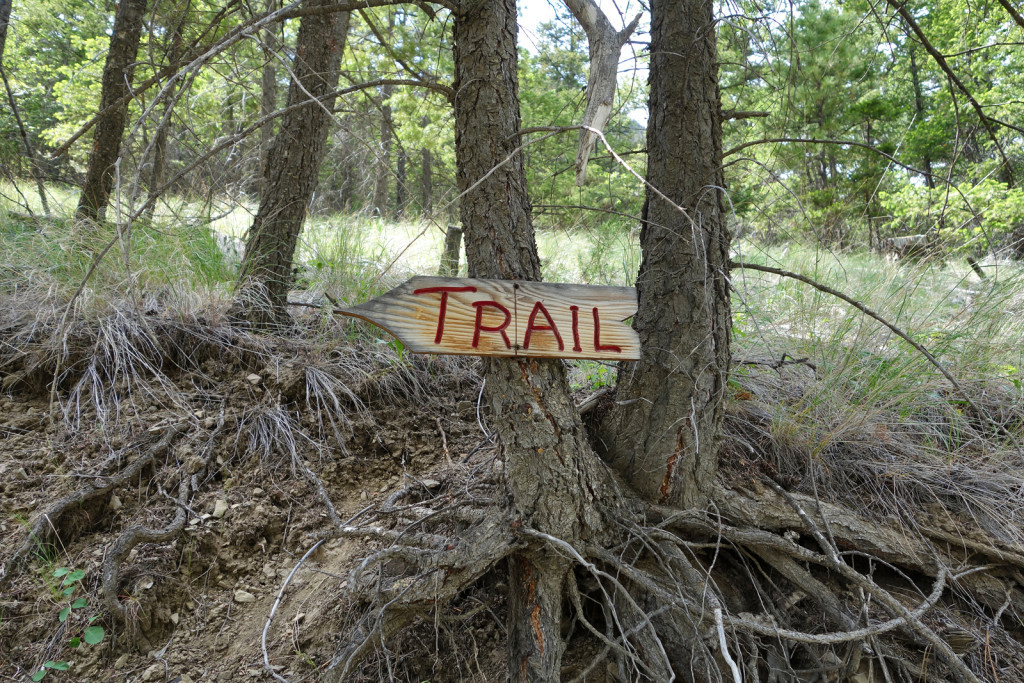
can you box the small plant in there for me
[32,568,105,681]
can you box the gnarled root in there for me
[1,423,186,586]
[322,472,1024,682]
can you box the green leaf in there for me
[71,598,88,609]
[69,637,81,648]
[58,607,70,622]
[62,586,75,597]
[31,670,47,681]
[64,569,85,584]
[46,661,70,671]
[52,568,70,578]
[83,626,105,645]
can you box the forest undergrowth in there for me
[2,208,1024,681]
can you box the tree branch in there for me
[721,108,769,121]
[994,0,1024,32]
[883,0,1019,185]
[561,0,641,185]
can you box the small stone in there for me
[203,417,216,429]
[13,467,27,480]
[141,663,163,681]
[109,494,122,511]
[359,491,368,501]
[138,577,154,591]
[263,564,277,578]
[421,479,441,489]
[170,612,179,625]
[181,675,195,683]
[253,488,263,495]
[212,499,229,519]
[379,482,389,493]
[193,410,205,419]
[234,590,257,603]
[248,668,262,677]
[246,373,262,385]
[218,671,233,680]
[114,654,130,668]
[189,518,201,526]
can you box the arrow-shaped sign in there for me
[337,276,640,361]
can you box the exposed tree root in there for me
[314,462,1024,682]
[101,414,225,625]
[1,422,187,584]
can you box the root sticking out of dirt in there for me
[2,296,1024,682]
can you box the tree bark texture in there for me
[603,0,731,510]
[259,0,280,191]
[75,0,148,221]
[233,3,350,322]
[453,0,610,679]
[0,0,11,65]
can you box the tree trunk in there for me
[371,11,394,217]
[420,116,432,217]
[453,0,610,679]
[0,0,10,65]
[395,145,407,216]
[372,83,393,217]
[75,0,148,221]
[258,0,279,194]
[602,0,731,510]
[232,3,350,324]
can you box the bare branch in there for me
[561,0,642,185]
[883,0,1020,184]
[721,109,769,121]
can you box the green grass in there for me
[3,179,1023,549]
[3,181,1023,416]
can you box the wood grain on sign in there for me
[338,276,640,360]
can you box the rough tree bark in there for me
[75,0,148,221]
[452,0,613,678]
[602,0,731,509]
[232,2,350,324]
[258,0,280,191]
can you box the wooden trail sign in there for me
[338,276,640,361]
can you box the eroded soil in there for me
[0,340,511,682]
